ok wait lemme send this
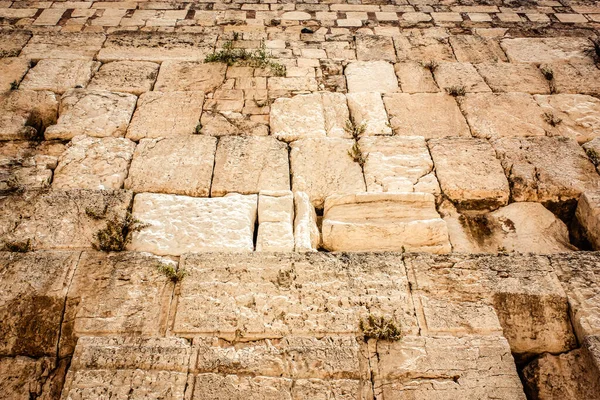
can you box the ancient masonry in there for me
[2,0,600,398]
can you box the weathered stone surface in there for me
[87,60,159,95]
[433,62,491,93]
[576,191,600,250]
[0,90,58,141]
[20,59,100,94]
[346,92,392,136]
[0,57,29,92]
[0,30,31,57]
[172,252,418,338]
[270,92,349,142]
[549,62,600,96]
[356,34,396,62]
[384,93,470,138]
[126,91,205,141]
[154,61,226,92]
[501,37,593,64]
[129,193,257,256]
[493,136,600,218]
[322,192,451,253]
[211,136,289,197]
[475,63,550,94]
[97,32,217,62]
[256,190,294,252]
[535,94,600,144]
[45,89,137,140]
[0,251,78,357]
[394,31,455,62]
[200,111,268,137]
[361,136,439,195]
[0,356,67,400]
[125,136,216,197]
[0,189,132,250]
[345,61,398,93]
[53,135,135,190]
[290,138,366,209]
[460,93,549,139]
[60,252,176,356]
[429,137,509,210]
[293,191,320,252]
[394,62,439,93]
[449,35,508,63]
[20,33,105,60]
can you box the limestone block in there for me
[475,63,550,94]
[200,111,269,137]
[20,33,105,60]
[501,37,594,64]
[211,136,289,196]
[154,61,226,92]
[257,190,294,252]
[0,57,29,92]
[52,135,135,190]
[361,136,439,195]
[449,35,508,63]
[394,62,439,93]
[428,137,509,210]
[129,193,257,256]
[267,76,319,92]
[576,191,600,250]
[547,62,600,97]
[0,356,65,400]
[356,34,396,62]
[97,32,217,62]
[290,138,366,209]
[172,252,418,338]
[459,93,549,139]
[0,90,58,141]
[126,91,205,141]
[60,252,177,356]
[0,251,79,357]
[394,32,455,62]
[322,192,451,253]
[376,336,525,400]
[190,375,293,400]
[383,93,470,138]
[0,141,64,191]
[433,62,491,93]
[0,30,31,57]
[345,61,398,93]
[270,92,349,142]
[44,89,137,140]
[20,59,100,94]
[346,92,392,136]
[256,222,294,252]
[492,137,600,218]
[293,191,320,252]
[125,136,216,197]
[0,189,132,250]
[535,94,600,144]
[87,61,159,95]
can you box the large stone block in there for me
[394,62,439,93]
[322,192,451,253]
[20,59,100,94]
[154,61,226,92]
[475,63,551,94]
[0,140,64,191]
[576,191,600,250]
[432,62,491,93]
[449,35,508,63]
[211,136,290,196]
[20,33,105,60]
[345,61,398,93]
[293,191,320,252]
[535,94,600,144]
[125,136,216,197]
[346,92,392,136]
[256,190,294,252]
[0,30,31,57]
[87,60,159,96]
[129,192,257,256]
[0,90,58,141]
[0,356,67,400]
[501,37,593,64]
[356,34,396,62]
[394,31,455,62]
[0,57,29,92]
[549,62,600,96]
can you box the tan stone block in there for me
[293,191,319,252]
[154,61,226,92]
[394,62,439,93]
[356,34,396,62]
[535,94,600,144]
[20,59,100,94]
[0,356,67,400]
[256,221,294,252]
[0,30,31,57]
[449,35,508,63]
[126,91,205,141]
[384,93,470,138]
[548,62,600,96]
[345,61,398,93]
[45,89,137,140]
[475,63,551,94]
[256,190,294,252]
[501,37,594,64]
[267,76,318,91]
[346,92,392,136]
[200,111,268,137]
[433,62,491,93]
[576,191,600,250]
[394,32,455,62]
[20,32,105,60]
[0,57,29,92]
[0,90,58,141]
[211,136,289,196]
[125,136,216,197]
[87,60,159,95]
[0,140,64,191]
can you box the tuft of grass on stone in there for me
[92,212,149,252]
[421,60,438,73]
[205,40,286,76]
[359,314,402,341]
[10,81,19,90]
[348,141,368,168]
[4,239,31,253]
[445,85,466,97]
[195,123,203,134]
[540,65,558,93]
[344,120,366,140]
[543,111,562,127]
[156,262,187,283]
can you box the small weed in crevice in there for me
[233,32,240,41]
[344,119,366,140]
[421,60,438,73]
[156,262,187,283]
[205,40,286,76]
[543,111,562,127]
[86,205,107,220]
[585,147,600,165]
[348,141,368,168]
[195,123,203,134]
[446,85,466,97]
[10,81,19,90]
[540,65,557,94]
[3,239,31,252]
[359,314,402,341]
[92,212,149,252]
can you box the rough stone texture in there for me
[0,189,132,250]
[356,34,396,63]
[535,94,600,144]
[172,252,418,338]
[549,62,600,96]
[20,59,100,94]
[256,190,294,252]
[493,136,600,218]
[0,90,58,141]
[211,136,290,197]
[459,93,550,139]
[576,191,600,250]
[384,93,470,138]
[125,136,216,197]
[44,89,137,140]
[475,63,551,94]
[406,253,577,356]
[322,192,451,253]
[433,62,491,93]
[345,61,399,93]
[293,191,320,252]
[60,252,176,357]
[20,33,105,60]
[126,91,205,141]
[394,62,439,93]
[501,37,594,64]
[200,111,268,137]
[394,31,455,62]
[361,136,439,195]
[0,30,31,57]
[429,137,509,210]
[346,92,392,136]
[0,356,68,400]
[449,35,508,63]
[0,251,78,357]
[87,61,159,95]
[290,138,366,209]
[154,61,226,92]
[129,192,257,256]
[0,57,29,92]
[52,135,135,190]
[270,92,349,142]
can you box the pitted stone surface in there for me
[0,140,64,191]
[548,63,600,96]
[87,61,159,95]
[475,63,551,94]
[346,92,392,136]
[154,61,227,92]
[535,94,600,144]
[345,61,398,93]
[256,190,294,252]
[0,356,67,400]
[20,33,105,60]
[449,35,508,63]
[433,62,491,93]
[394,62,439,93]
[20,59,100,94]
[356,34,396,63]
[0,57,29,92]
[394,31,455,62]
[0,90,58,141]
[0,31,31,57]
[501,37,594,64]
